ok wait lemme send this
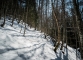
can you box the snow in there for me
[0,19,81,60]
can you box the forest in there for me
[0,0,83,60]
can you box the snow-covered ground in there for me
[0,19,81,60]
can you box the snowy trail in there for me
[0,19,81,60]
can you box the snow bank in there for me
[0,19,81,60]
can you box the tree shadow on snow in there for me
[55,51,62,60]
[63,48,68,60]
[1,28,21,34]
[54,48,69,60]
[11,43,46,60]
[0,43,45,54]
[11,34,40,38]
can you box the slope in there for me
[0,18,81,60]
